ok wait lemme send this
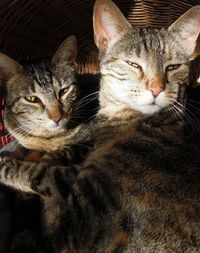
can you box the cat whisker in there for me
[76,91,100,107]
[185,102,200,116]
[73,106,100,117]
[75,97,99,111]
[14,123,38,135]
[171,104,184,122]
[173,101,200,131]
[84,114,97,123]
[13,121,44,138]
[168,106,180,122]
[175,100,200,122]
[187,98,200,105]
[74,102,97,112]
[68,119,80,125]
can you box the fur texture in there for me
[0,1,200,252]
[0,35,94,252]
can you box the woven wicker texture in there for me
[0,0,200,147]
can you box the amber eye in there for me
[126,61,141,69]
[24,96,41,103]
[166,64,181,71]
[59,87,70,97]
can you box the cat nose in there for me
[150,87,164,97]
[47,106,63,124]
[148,75,165,98]
[51,113,62,124]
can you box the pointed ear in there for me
[0,53,23,82]
[93,0,131,52]
[168,5,200,59]
[52,35,78,67]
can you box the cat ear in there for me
[168,5,200,59]
[52,35,78,66]
[93,0,131,52]
[0,53,23,82]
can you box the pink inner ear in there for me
[93,0,131,51]
[179,19,200,55]
[95,33,108,52]
[169,6,200,57]
[94,13,129,51]
[94,15,113,51]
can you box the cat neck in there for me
[6,124,91,152]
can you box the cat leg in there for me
[41,141,93,166]
[0,156,39,194]
[0,156,78,198]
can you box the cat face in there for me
[0,35,78,138]
[93,0,200,116]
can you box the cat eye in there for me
[126,61,141,69]
[24,96,41,103]
[59,87,70,97]
[166,64,181,71]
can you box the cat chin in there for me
[47,125,65,133]
[135,104,162,115]
[46,120,69,132]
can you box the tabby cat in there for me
[0,35,93,252]
[1,1,200,252]
[0,35,93,163]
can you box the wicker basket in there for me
[0,0,200,148]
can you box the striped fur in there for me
[0,35,94,252]
[1,37,91,153]
[1,1,200,252]
[1,111,200,252]
[0,34,93,162]
[93,0,200,117]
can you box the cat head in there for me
[0,35,78,140]
[93,0,200,116]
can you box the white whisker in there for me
[173,101,200,131]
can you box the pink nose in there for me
[150,87,164,97]
[51,113,62,124]
[47,106,63,124]
[148,75,165,97]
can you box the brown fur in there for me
[0,35,93,253]
[0,35,91,154]
[0,1,200,253]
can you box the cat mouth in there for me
[47,120,67,132]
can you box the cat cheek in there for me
[11,104,24,114]
[155,92,169,107]
[136,70,143,80]
[167,72,188,85]
[165,71,175,83]
[129,67,143,80]
[10,105,17,114]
